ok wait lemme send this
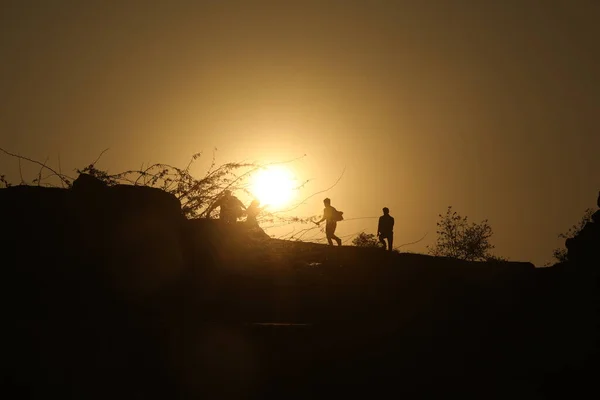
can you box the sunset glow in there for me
[250,166,297,209]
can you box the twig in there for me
[37,156,49,186]
[0,147,72,186]
[341,216,379,222]
[58,153,65,188]
[203,147,216,174]
[18,158,24,184]
[275,166,346,214]
[276,227,297,240]
[395,232,428,249]
[91,148,110,166]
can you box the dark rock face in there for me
[566,191,600,267]
[2,174,188,297]
[1,174,190,397]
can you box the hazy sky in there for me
[1,1,598,265]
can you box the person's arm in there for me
[377,217,382,236]
[206,199,219,217]
[315,209,327,225]
[236,198,246,210]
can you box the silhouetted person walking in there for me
[315,198,342,246]
[378,207,394,251]
[207,189,246,224]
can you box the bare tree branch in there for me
[36,157,49,186]
[18,158,24,185]
[58,153,65,188]
[0,147,71,186]
[91,148,110,166]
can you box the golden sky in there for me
[1,1,598,265]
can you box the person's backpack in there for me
[333,209,344,221]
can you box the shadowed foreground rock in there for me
[1,176,599,399]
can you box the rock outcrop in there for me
[1,173,188,300]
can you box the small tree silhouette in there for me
[551,208,595,263]
[427,206,497,261]
[351,232,381,248]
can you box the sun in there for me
[250,166,297,209]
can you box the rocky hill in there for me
[1,175,598,399]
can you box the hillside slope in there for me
[1,177,598,399]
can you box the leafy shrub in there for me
[352,232,381,248]
[427,206,500,262]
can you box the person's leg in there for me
[388,232,394,251]
[379,234,387,249]
[326,223,341,246]
[325,224,333,245]
[331,222,341,245]
[333,234,342,246]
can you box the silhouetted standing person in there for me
[378,207,394,251]
[315,198,342,246]
[206,189,246,224]
[245,199,261,227]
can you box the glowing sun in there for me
[250,166,297,209]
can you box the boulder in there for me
[1,174,187,301]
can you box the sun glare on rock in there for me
[250,166,297,210]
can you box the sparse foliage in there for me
[551,248,568,265]
[0,147,317,230]
[352,232,381,248]
[75,153,259,219]
[427,206,498,262]
[551,208,595,264]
